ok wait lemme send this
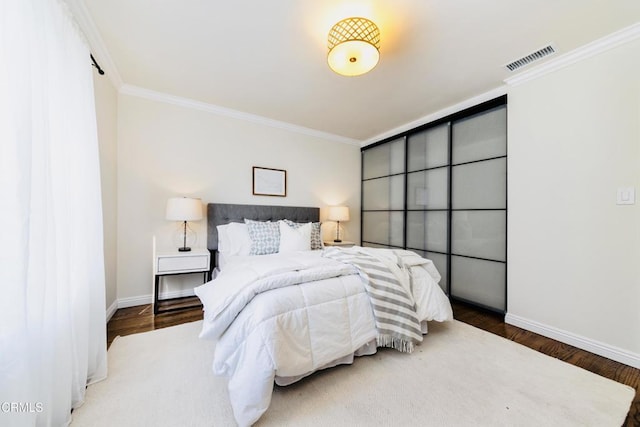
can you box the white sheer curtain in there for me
[0,0,108,426]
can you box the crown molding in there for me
[361,85,508,147]
[67,0,123,89]
[119,84,362,146]
[68,0,358,145]
[505,22,640,87]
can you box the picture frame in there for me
[252,166,287,197]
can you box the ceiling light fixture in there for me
[327,17,380,77]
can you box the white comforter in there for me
[195,247,452,426]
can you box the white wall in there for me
[93,73,119,312]
[507,38,640,365]
[116,94,361,302]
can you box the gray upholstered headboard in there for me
[207,203,320,251]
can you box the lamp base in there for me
[333,239,342,243]
[178,247,192,252]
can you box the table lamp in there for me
[327,206,350,243]
[166,197,202,251]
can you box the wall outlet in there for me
[616,187,635,205]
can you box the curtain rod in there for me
[90,54,104,75]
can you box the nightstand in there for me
[324,241,356,248]
[153,248,210,315]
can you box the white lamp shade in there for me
[165,197,202,221]
[327,206,350,222]
[328,40,379,77]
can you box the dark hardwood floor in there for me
[107,299,639,426]
[107,296,203,348]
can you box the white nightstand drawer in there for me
[157,254,209,273]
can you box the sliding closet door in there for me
[406,124,450,292]
[360,96,507,313]
[450,106,507,311]
[362,138,405,248]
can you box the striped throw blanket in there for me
[323,247,423,353]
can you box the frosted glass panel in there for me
[451,256,505,311]
[407,169,448,210]
[362,175,404,210]
[408,124,449,172]
[452,211,506,261]
[417,251,448,294]
[362,138,405,179]
[452,106,506,164]
[452,158,506,209]
[406,211,447,253]
[362,212,404,247]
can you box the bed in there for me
[195,203,453,426]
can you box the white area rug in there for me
[71,320,634,427]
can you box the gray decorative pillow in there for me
[245,219,280,255]
[283,219,323,250]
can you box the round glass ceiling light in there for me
[327,17,380,77]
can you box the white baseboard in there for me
[114,289,197,311]
[158,289,196,300]
[106,300,118,322]
[505,313,640,369]
[117,294,153,309]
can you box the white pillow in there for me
[278,221,311,253]
[216,222,252,257]
[283,219,323,250]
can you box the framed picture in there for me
[252,166,287,197]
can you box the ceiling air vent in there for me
[504,44,557,72]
